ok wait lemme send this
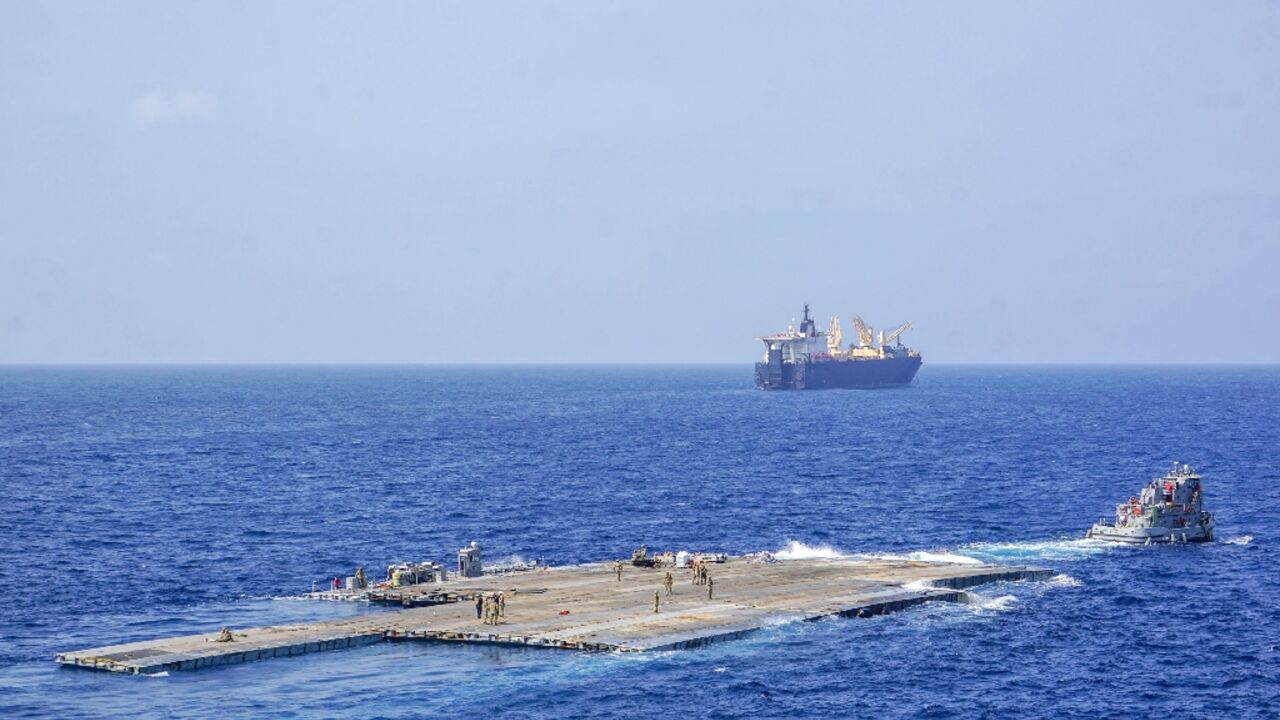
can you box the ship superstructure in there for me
[1086,463,1215,544]
[755,304,922,390]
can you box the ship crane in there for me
[827,316,843,354]
[851,316,874,348]
[882,321,913,347]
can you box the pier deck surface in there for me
[56,557,1051,674]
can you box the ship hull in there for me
[1084,523,1214,544]
[754,355,922,390]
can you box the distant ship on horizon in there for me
[754,304,922,390]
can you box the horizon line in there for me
[1,361,1277,368]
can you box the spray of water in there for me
[771,538,1104,565]
[773,540,847,560]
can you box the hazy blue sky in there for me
[2,2,1277,363]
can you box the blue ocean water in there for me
[1,365,1277,719]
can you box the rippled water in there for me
[1,365,1277,718]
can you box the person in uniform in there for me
[474,594,484,620]
[355,566,366,590]
[614,560,623,581]
[707,575,714,600]
[214,627,234,642]
[654,590,660,613]
[498,592,506,617]
[663,572,673,596]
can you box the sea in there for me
[1,365,1277,719]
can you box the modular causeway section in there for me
[56,557,1051,674]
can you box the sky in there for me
[1,1,1278,363]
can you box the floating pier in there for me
[56,557,1051,674]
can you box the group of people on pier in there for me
[474,592,506,625]
[691,559,714,599]
[618,552,721,613]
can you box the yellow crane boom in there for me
[851,316,874,347]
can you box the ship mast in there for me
[798,303,817,337]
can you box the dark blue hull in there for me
[754,355,922,390]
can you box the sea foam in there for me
[774,540,847,560]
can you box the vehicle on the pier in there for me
[631,546,657,567]
[1086,463,1215,544]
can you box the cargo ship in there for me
[755,305,922,390]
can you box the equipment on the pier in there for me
[631,545,656,567]
[1086,463,1215,544]
[388,561,447,587]
[482,557,544,575]
[457,542,483,578]
[755,305,922,390]
[375,589,454,607]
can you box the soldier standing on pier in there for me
[654,590,660,613]
[355,567,366,590]
[707,575,714,600]
[663,572,673,596]
[498,592,506,617]
[614,560,623,581]
[474,594,484,620]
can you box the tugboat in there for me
[1086,463,1215,544]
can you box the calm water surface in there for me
[1,365,1277,718]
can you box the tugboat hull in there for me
[1085,523,1214,544]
